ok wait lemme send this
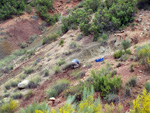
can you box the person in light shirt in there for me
[71,59,80,69]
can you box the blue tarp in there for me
[95,58,104,62]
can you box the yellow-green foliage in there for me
[105,103,123,113]
[130,89,150,113]
[0,100,18,113]
[51,87,103,113]
[137,44,150,69]
[78,95,102,113]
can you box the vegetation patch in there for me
[126,77,137,87]
[91,67,122,96]
[46,79,69,98]
[42,33,59,45]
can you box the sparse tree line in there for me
[61,0,149,40]
[0,0,59,25]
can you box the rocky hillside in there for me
[0,0,150,113]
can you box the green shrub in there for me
[120,54,129,62]
[71,69,86,79]
[26,49,35,58]
[137,44,150,69]
[19,43,27,49]
[30,75,41,85]
[145,82,150,92]
[11,92,23,99]
[47,79,69,98]
[57,59,65,66]
[24,67,34,74]
[27,35,38,44]
[111,70,117,76]
[104,93,119,103]
[124,87,131,97]
[102,33,108,40]
[63,82,85,101]
[113,50,124,59]
[42,33,59,45]
[130,64,134,72]
[4,82,11,90]
[121,40,131,51]
[0,0,26,21]
[24,90,33,100]
[46,88,58,98]
[53,65,61,74]
[19,73,27,80]
[10,79,20,87]
[126,77,137,87]
[125,49,132,55]
[59,40,64,46]
[19,102,51,113]
[61,9,90,34]
[26,4,32,14]
[43,69,49,77]
[91,69,122,96]
[53,79,70,94]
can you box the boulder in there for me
[18,80,29,89]
[49,97,56,101]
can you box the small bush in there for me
[121,40,130,50]
[130,89,150,112]
[47,79,69,98]
[145,82,150,92]
[10,79,20,87]
[19,102,50,113]
[102,33,108,40]
[19,43,27,49]
[120,54,128,61]
[11,92,23,99]
[53,65,61,74]
[125,49,132,55]
[91,69,122,96]
[53,79,70,94]
[71,69,86,79]
[26,4,32,14]
[30,75,41,85]
[0,100,18,113]
[24,90,33,100]
[124,87,131,97]
[19,73,27,80]
[111,70,117,76]
[4,82,11,90]
[114,50,124,59]
[43,69,49,77]
[24,67,34,74]
[26,49,35,58]
[105,103,115,113]
[104,93,119,103]
[59,40,64,46]
[126,77,137,87]
[63,83,85,101]
[57,59,65,66]
[137,44,150,69]
[46,89,58,98]
[42,33,59,45]
[130,64,134,72]
[69,42,78,49]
